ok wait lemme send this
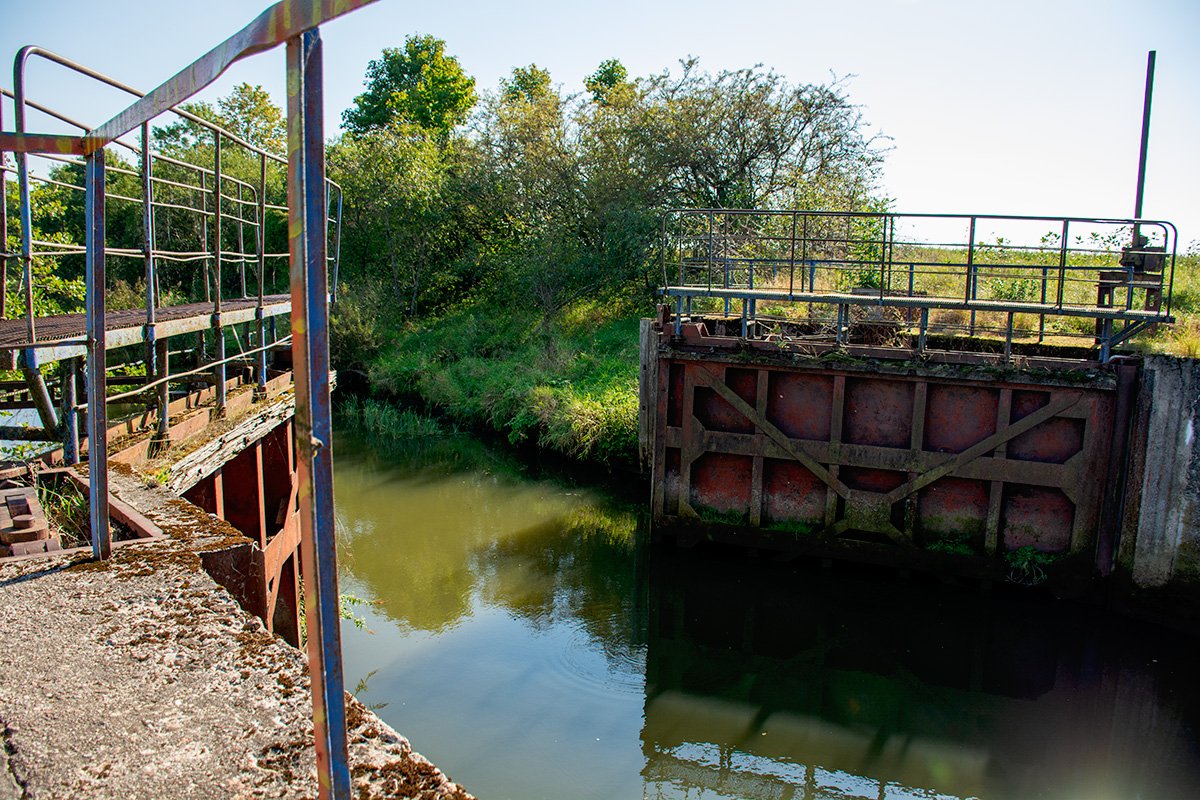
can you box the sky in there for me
[3,0,1198,247]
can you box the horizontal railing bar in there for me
[83,334,293,408]
[83,0,378,152]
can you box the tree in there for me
[584,59,631,106]
[501,64,552,104]
[217,83,286,152]
[636,60,887,210]
[342,36,477,137]
[329,125,462,318]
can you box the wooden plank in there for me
[985,389,1012,555]
[749,369,769,527]
[166,394,295,494]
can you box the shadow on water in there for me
[333,427,1200,800]
[644,549,1200,800]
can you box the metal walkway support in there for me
[0,2,375,796]
[287,27,350,798]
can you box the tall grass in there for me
[338,395,449,439]
[367,298,643,466]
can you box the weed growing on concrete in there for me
[37,480,89,548]
[1005,546,1057,585]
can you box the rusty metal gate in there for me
[648,322,1136,571]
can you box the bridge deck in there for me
[0,294,291,369]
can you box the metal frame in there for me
[0,1,377,796]
[661,208,1178,360]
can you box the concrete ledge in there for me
[0,471,473,799]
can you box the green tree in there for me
[637,60,887,209]
[501,64,552,104]
[342,36,477,137]
[217,83,286,152]
[584,59,631,106]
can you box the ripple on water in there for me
[538,615,646,701]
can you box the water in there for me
[334,429,1200,800]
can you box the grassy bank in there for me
[334,249,1197,471]
[347,294,644,468]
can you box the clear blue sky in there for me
[4,0,1198,246]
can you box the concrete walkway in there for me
[0,473,473,799]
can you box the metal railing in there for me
[0,2,377,796]
[661,209,1178,360]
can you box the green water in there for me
[334,429,1200,800]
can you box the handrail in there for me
[661,208,1179,359]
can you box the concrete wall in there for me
[1127,356,1200,588]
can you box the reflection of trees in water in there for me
[335,429,644,663]
[476,503,645,667]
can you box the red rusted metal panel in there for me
[651,320,1129,573]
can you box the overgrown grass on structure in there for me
[38,480,90,548]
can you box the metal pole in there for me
[85,147,111,560]
[331,188,343,303]
[156,338,170,441]
[287,28,350,800]
[213,132,226,414]
[61,357,79,464]
[257,153,268,394]
[12,74,37,340]
[0,98,7,319]
[142,123,158,409]
[238,182,248,298]
[1133,50,1156,223]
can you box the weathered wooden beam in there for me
[167,394,295,494]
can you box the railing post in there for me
[966,216,977,336]
[156,338,170,443]
[142,122,159,412]
[287,27,350,800]
[84,147,111,560]
[257,152,268,395]
[331,188,343,302]
[13,83,37,341]
[213,132,226,414]
[61,357,79,464]
[788,212,797,296]
[1,99,7,319]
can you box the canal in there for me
[334,428,1200,800]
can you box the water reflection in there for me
[334,428,1200,800]
[644,552,1200,800]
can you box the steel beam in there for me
[62,357,79,464]
[83,0,378,153]
[84,148,111,560]
[286,27,350,800]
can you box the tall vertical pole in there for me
[1132,50,1155,250]
[330,189,343,303]
[257,152,268,395]
[156,338,170,442]
[1133,50,1155,221]
[142,123,159,418]
[1,99,7,319]
[61,357,79,465]
[287,28,350,800]
[85,148,111,560]
[213,133,227,414]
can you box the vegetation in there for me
[323,45,890,465]
[7,34,1197,469]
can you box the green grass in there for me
[364,296,643,466]
[338,395,449,439]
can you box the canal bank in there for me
[0,466,473,800]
